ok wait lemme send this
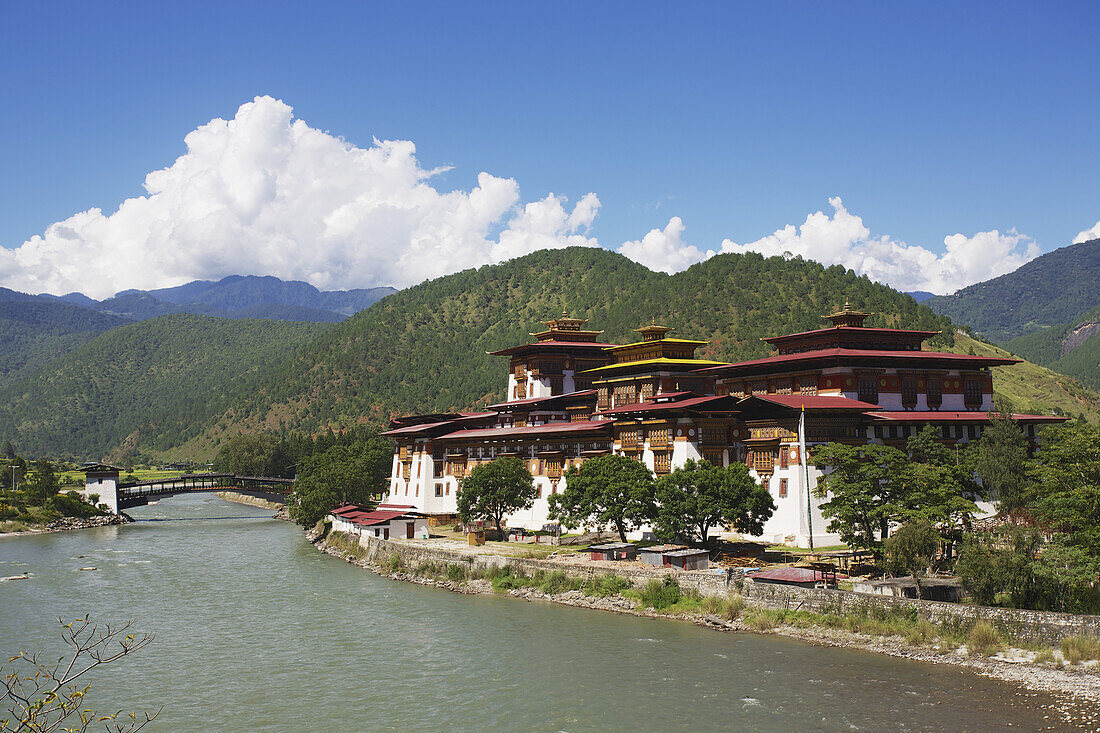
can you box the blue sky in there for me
[1,1,1097,297]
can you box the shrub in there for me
[639,576,682,610]
[746,610,776,631]
[701,595,727,616]
[967,621,1001,657]
[587,573,632,597]
[726,594,745,620]
[384,553,405,573]
[1060,636,1100,665]
[445,563,468,582]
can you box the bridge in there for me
[82,463,293,513]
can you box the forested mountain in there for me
[2,247,1093,462]
[91,275,396,322]
[0,314,327,461]
[187,247,957,443]
[0,299,128,389]
[925,238,1100,343]
[1003,304,1100,390]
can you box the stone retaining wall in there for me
[355,534,1100,644]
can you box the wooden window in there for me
[613,384,637,406]
[620,429,640,451]
[701,425,724,446]
[858,377,878,405]
[751,382,767,396]
[799,380,817,396]
[753,450,775,475]
[545,458,562,479]
[398,444,410,461]
[703,450,723,466]
[901,378,917,408]
[654,451,672,474]
[779,478,788,498]
[648,427,670,449]
[597,388,610,411]
[928,376,946,405]
[777,382,793,395]
[640,382,655,401]
[964,379,982,408]
[779,448,789,470]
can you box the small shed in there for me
[663,549,710,571]
[589,543,637,561]
[638,544,687,567]
[745,567,834,588]
[468,530,486,546]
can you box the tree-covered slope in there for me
[0,300,129,389]
[925,238,1100,343]
[188,247,954,446]
[1004,304,1100,390]
[0,314,328,461]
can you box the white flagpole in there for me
[800,404,813,551]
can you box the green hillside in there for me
[0,314,328,461]
[4,247,1091,463]
[1004,304,1100,390]
[183,248,954,448]
[925,238,1100,343]
[950,332,1100,422]
[0,300,128,389]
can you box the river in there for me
[0,493,1078,731]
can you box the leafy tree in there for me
[213,432,295,477]
[457,457,537,539]
[812,442,909,557]
[884,519,940,599]
[973,414,1032,511]
[1029,422,1100,554]
[652,459,773,544]
[290,434,392,527]
[549,454,654,542]
[899,426,979,534]
[954,535,1001,606]
[24,458,61,505]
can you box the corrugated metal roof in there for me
[486,390,596,410]
[582,357,729,373]
[741,394,881,411]
[748,567,830,583]
[488,340,617,355]
[597,395,735,415]
[762,326,940,344]
[870,411,1067,422]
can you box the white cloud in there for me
[616,217,706,274]
[711,197,1041,295]
[1074,221,1100,244]
[0,96,600,298]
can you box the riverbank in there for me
[315,531,1100,726]
[214,491,284,511]
[0,513,131,538]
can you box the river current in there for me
[0,493,1077,731]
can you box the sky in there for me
[0,1,1097,299]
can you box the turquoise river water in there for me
[0,493,1082,731]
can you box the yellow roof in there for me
[581,357,727,373]
[604,337,708,352]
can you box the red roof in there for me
[488,340,617,356]
[437,419,613,441]
[696,348,1020,374]
[381,413,495,437]
[351,509,415,526]
[869,411,1067,423]
[486,390,596,410]
[762,326,940,344]
[330,504,361,516]
[742,394,881,411]
[748,567,838,583]
[597,395,736,415]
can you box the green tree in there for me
[973,414,1032,512]
[549,454,654,542]
[900,426,979,535]
[652,459,773,544]
[1029,422,1100,554]
[884,519,940,599]
[213,432,295,477]
[457,457,537,538]
[290,435,392,527]
[24,458,61,505]
[954,534,1001,606]
[812,442,909,557]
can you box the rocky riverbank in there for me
[215,491,285,511]
[315,535,1100,727]
[0,513,132,538]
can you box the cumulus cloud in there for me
[616,217,706,274]
[0,96,600,298]
[1074,221,1100,244]
[710,197,1041,295]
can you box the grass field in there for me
[59,468,190,485]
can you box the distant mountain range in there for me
[38,275,396,323]
[925,238,1100,390]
